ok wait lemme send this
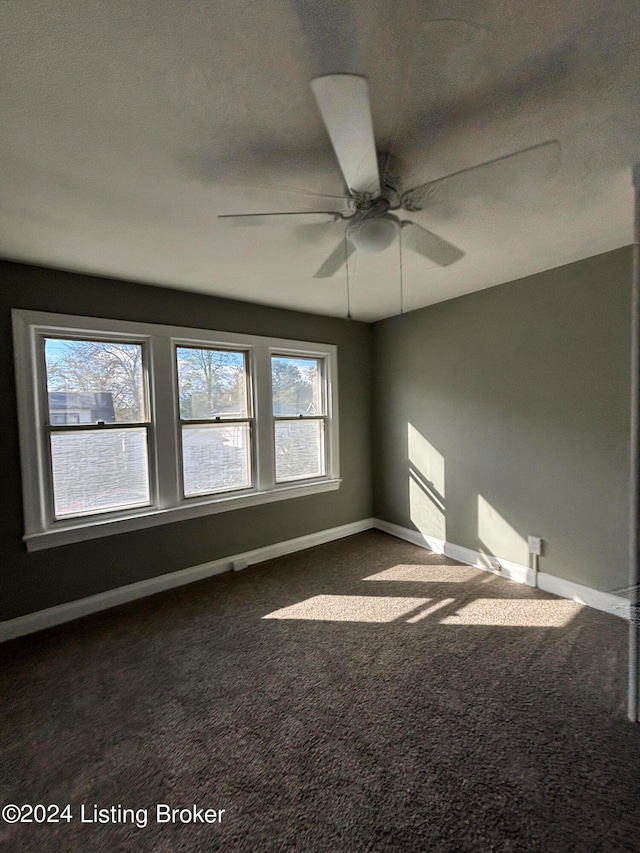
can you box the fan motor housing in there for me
[347,214,400,253]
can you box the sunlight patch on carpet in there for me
[263,594,430,623]
[440,598,582,627]
[363,563,483,583]
[406,598,456,623]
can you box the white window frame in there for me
[271,352,329,483]
[12,309,340,552]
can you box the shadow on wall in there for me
[407,422,531,568]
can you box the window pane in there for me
[50,429,149,518]
[182,423,251,497]
[271,356,322,416]
[275,420,325,482]
[177,347,248,419]
[45,338,146,424]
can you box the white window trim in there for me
[12,309,340,552]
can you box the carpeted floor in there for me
[1,530,639,852]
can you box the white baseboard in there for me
[2,516,629,642]
[373,518,447,555]
[373,518,531,584]
[0,518,375,642]
[373,518,629,620]
[537,572,630,621]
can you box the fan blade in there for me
[401,140,561,211]
[401,221,464,266]
[220,180,355,207]
[177,150,354,206]
[313,237,356,278]
[311,74,381,196]
[218,211,346,226]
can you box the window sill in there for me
[23,479,342,552]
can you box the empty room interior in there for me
[2,1,640,851]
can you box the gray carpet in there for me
[1,530,639,852]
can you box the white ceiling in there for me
[1,0,638,321]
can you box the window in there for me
[272,355,326,482]
[43,337,151,519]
[12,310,340,550]
[176,347,252,497]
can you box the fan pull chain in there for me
[399,224,404,315]
[345,233,352,321]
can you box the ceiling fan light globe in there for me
[349,217,399,253]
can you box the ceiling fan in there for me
[219,74,560,278]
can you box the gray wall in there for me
[2,246,632,622]
[1,260,373,621]
[372,247,632,593]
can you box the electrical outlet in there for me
[528,536,543,556]
[233,558,248,572]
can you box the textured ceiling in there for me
[1,0,639,321]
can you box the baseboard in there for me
[373,518,532,585]
[373,518,448,555]
[3,517,628,642]
[0,518,375,642]
[537,572,630,621]
[373,518,629,620]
